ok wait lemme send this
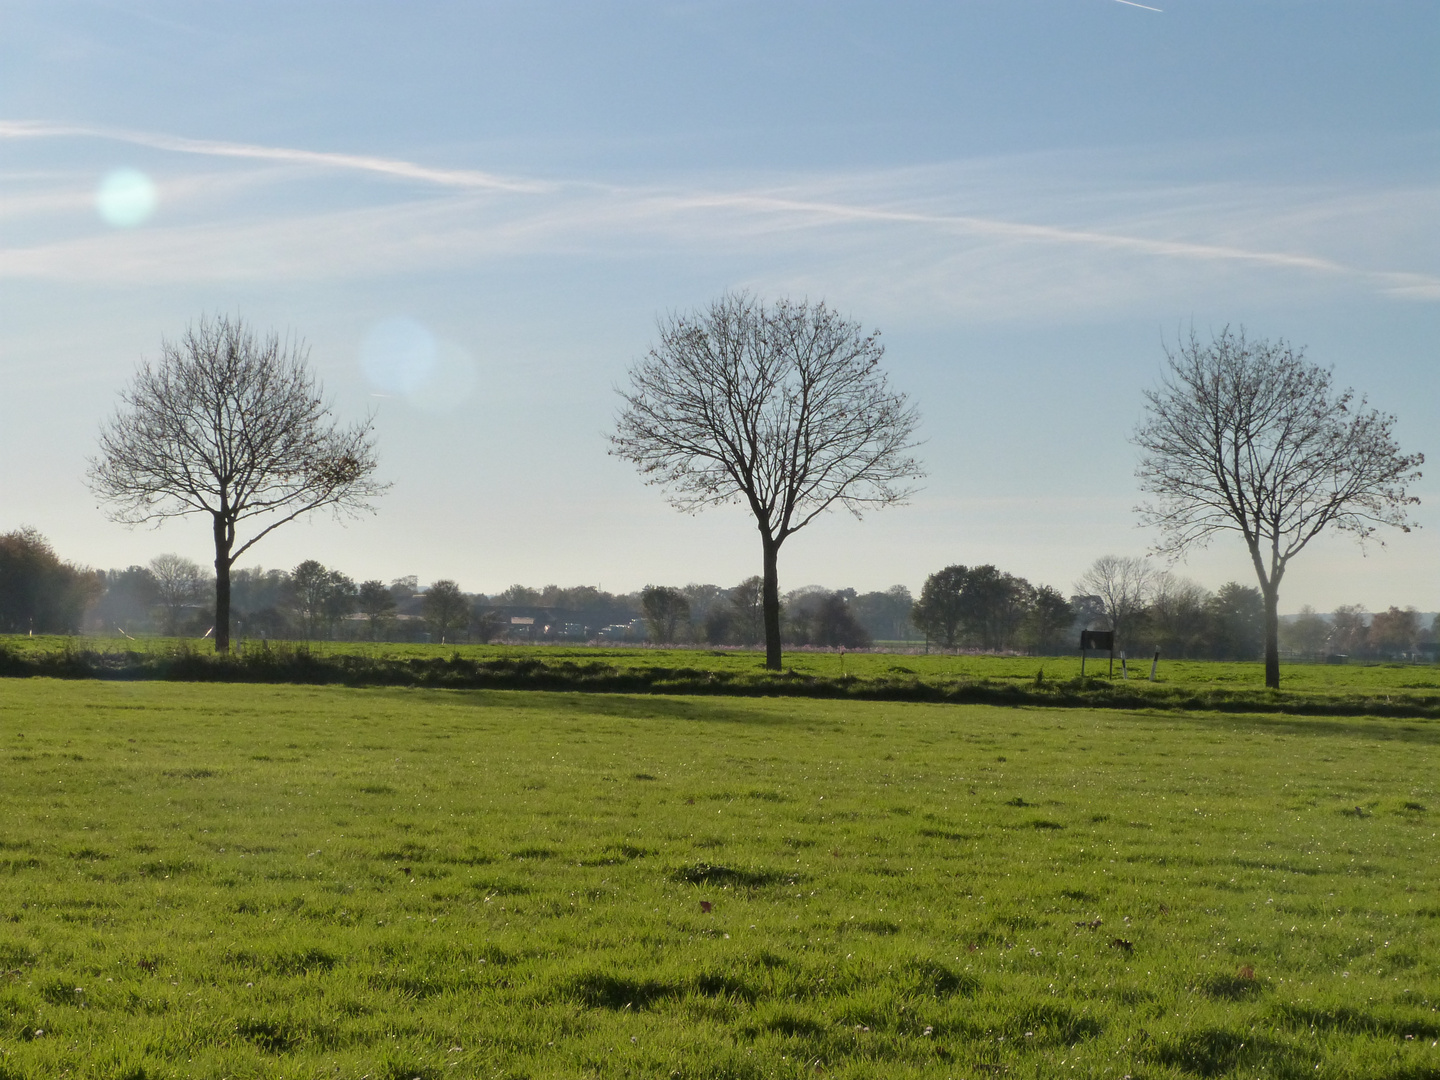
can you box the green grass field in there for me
[10,634,1440,702]
[2,679,1438,1078]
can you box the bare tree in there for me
[148,553,206,636]
[1134,327,1422,688]
[1328,605,1370,656]
[88,316,386,652]
[1279,604,1331,658]
[1075,555,1154,649]
[1147,571,1211,657]
[612,293,923,668]
[1368,606,1421,658]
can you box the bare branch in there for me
[610,292,924,668]
[611,294,924,532]
[87,314,389,651]
[1132,326,1422,687]
[1074,554,1155,645]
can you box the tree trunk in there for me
[761,535,782,670]
[1263,584,1281,690]
[212,514,234,654]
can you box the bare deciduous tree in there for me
[1328,604,1370,655]
[1147,570,1211,657]
[88,315,387,652]
[1075,554,1154,649]
[148,553,206,636]
[1279,604,1331,657]
[1134,327,1422,688]
[1368,606,1421,658]
[611,293,924,668]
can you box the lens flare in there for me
[406,340,479,413]
[95,168,157,227]
[359,318,479,412]
[360,317,438,396]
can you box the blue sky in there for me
[2,1,1437,610]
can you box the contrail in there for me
[3,118,1432,294]
[1114,0,1163,10]
[649,190,1354,277]
[0,120,550,194]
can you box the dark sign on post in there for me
[1079,629,1116,677]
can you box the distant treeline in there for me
[0,528,917,648]
[0,526,1434,660]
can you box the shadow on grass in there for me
[1195,971,1265,1001]
[564,971,678,1010]
[670,862,789,888]
[1165,710,1440,746]
[427,687,796,727]
[1146,1028,1312,1078]
[8,640,1440,727]
[1270,1002,1440,1040]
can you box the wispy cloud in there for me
[0,120,551,194]
[2,120,1437,309]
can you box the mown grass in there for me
[7,635,1440,718]
[1,679,1438,1078]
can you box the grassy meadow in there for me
[1,678,1438,1078]
[7,636,1440,717]
[265,641,1440,696]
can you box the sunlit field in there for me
[1,679,1438,1078]
[10,635,1440,701]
